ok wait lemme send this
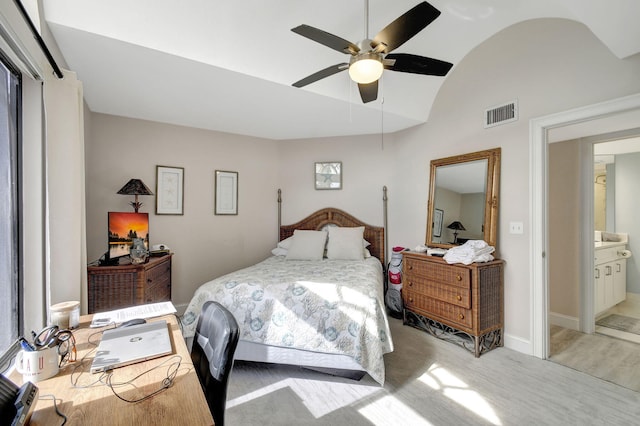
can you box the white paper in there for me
[90,301,177,328]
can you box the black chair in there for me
[191,301,240,426]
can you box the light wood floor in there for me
[227,316,640,425]
[549,296,640,392]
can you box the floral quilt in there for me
[181,256,393,385]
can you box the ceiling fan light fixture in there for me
[348,53,383,84]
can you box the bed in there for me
[181,202,393,385]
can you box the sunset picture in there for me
[108,212,149,258]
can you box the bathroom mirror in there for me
[426,148,501,249]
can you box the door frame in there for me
[530,93,640,359]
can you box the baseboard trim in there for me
[504,333,532,355]
[549,312,579,331]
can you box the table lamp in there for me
[117,179,154,213]
[447,221,466,244]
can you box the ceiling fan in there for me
[291,1,453,103]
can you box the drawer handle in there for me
[408,281,413,287]
[409,297,414,303]
[408,265,413,270]
[456,295,462,301]
[456,274,462,281]
[458,314,464,320]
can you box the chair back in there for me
[191,301,239,426]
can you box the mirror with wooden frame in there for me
[425,148,501,250]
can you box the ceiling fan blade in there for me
[292,63,349,88]
[292,25,359,54]
[385,53,453,76]
[358,81,378,103]
[372,1,441,54]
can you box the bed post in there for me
[383,185,388,266]
[277,188,282,239]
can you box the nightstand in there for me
[87,254,172,313]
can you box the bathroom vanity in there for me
[594,237,629,315]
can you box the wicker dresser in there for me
[87,254,172,314]
[402,251,504,356]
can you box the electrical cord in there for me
[39,394,67,425]
[69,326,116,389]
[104,355,182,403]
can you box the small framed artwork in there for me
[156,166,184,215]
[315,161,342,190]
[433,208,444,238]
[215,170,238,215]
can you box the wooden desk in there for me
[12,315,213,425]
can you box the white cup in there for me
[15,347,59,383]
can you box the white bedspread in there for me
[181,256,393,385]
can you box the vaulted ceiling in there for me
[42,1,640,140]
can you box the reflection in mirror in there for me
[433,160,487,244]
[593,158,612,232]
[426,148,501,250]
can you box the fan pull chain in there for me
[380,105,384,151]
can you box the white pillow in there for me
[285,230,328,260]
[277,236,294,249]
[326,226,365,260]
[271,247,288,256]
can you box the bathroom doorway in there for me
[547,131,640,392]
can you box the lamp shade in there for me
[447,221,466,231]
[117,179,153,196]
[348,53,384,84]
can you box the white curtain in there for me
[43,70,87,312]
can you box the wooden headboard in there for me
[280,207,386,266]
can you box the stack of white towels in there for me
[443,240,495,265]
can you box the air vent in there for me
[484,100,518,128]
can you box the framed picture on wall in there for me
[315,161,342,190]
[156,166,184,215]
[215,170,238,215]
[433,208,444,237]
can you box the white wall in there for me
[277,134,394,231]
[548,140,580,319]
[85,114,279,308]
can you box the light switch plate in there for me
[509,221,524,234]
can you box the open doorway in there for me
[546,134,640,336]
[531,94,640,362]
[546,105,640,391]
[546,132,640,391]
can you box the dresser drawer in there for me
[146,260,171,284]
[404,257,470,288]
[144,259,171,303]
[145,279,171,303]
[403,290,473,329]
[404,278,471,309]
